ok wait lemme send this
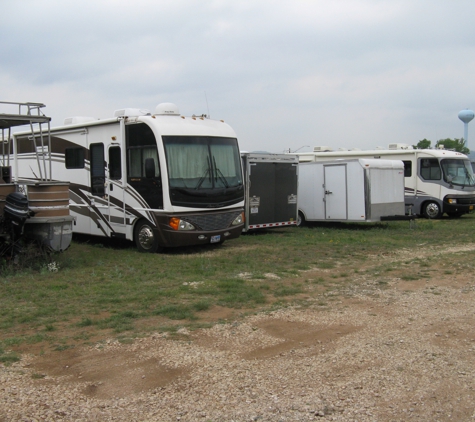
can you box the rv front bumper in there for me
[443,195,475,214]
[154,209,245,248]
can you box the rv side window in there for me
[90,143,105,196]
[65,147,85,169]
[109,146,121,179]
[420,158,441,180]
[128,147,160,178]
[403,161,412,177]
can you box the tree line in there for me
[413,138,470,154]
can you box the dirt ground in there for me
[1,243,475,421]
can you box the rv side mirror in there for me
[145,158,155,178]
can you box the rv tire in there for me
[134,220,160,253]
[297,211,306,227]
[422,201,442,219]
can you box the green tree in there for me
[413,139,431,149]
[435,138,470,155]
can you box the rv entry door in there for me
[107,144,127,230]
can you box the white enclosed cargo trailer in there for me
[297,159,406,224]
[241,152,298,231]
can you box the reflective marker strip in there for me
[249,221,297,229]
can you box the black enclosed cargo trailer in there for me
[241,152,298,231]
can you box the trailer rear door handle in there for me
[325,190,332,195]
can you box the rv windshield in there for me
[163,136,243,207]
[440,159,475,188]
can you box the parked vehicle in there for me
[297,158,406,225]
[1,101,73,254]
[12,103,244,252]
[241,152,298,231]
[296,144,475,218]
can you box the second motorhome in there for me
[296,144,475,218]
[12,103,245,252]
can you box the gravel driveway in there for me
[1,244,475,421]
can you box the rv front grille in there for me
[182,210,242,231]
[456,197,475,205]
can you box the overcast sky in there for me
[2,0,475,153]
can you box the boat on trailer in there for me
[0,101,73,255]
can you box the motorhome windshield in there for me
[163,136,243,207]
[440,158,475,187]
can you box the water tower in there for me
[458,109,475,148]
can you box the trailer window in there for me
[65,147,85,169]
[109,146,121,179]
[403,161,412,177]
[420,158,441,180]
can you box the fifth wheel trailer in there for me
[241,153,298,231]
[297,159,406,225]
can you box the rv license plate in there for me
[210,235,221,243]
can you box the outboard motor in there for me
[4,192,30,233]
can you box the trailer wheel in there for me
[297,211,306,227]
[134,220,160,253]
[422,201,442,219]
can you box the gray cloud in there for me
[1,0,475,152]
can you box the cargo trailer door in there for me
[323,164,347,220]
[274,162,298,223]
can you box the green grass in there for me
[0,346,20,365]
[1,214,475,352]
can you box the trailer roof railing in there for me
[0,101,52,181]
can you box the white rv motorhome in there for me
[298,159,405,224]
[296,144,475,218]
[12,103,245,252]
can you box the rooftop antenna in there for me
[458,109,474,148]
[291,145,310,153]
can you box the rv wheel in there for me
[134,220,160,253]
[297,211,306,227]
[422,201,442,219]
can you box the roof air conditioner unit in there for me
[114,108,150,117]
[313,146,333,152]
[64,116,97,125]
[388,143,412,150]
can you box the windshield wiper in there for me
[212,156,229,188]
[462,168,474,189]
[195,156,212,189]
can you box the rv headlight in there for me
[448,198,457,204]
[231,212,244,226]
[169,218,196,231]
